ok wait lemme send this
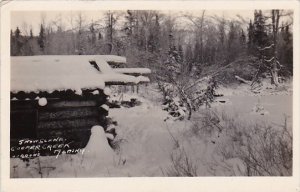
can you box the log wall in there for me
[10,93,107,157]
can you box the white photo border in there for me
[1,1,299,192]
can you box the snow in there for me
[11,56,106,93]
[101,104,109,111]
[81,125,116,169]
[75,88,82,95]
[264,57,275,63]
[10,82,292,177]
[98,55,126,63]
[38,97,47,106]
[113,68,151,74]
[105,133,115,140]
[100,74,149,84]
[11,55,149,93]
[259,44,274,51]
[92,90,99,95]
[136,76,150,83]
[103,87,111,96]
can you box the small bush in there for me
[164,147,198,177]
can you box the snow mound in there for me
[81,125,115,169]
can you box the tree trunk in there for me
[271,61,279,86]
[270,10,280,87]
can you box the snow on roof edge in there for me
[113,68,151,74]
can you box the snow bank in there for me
[11,56,106,93]
[113,68,151,74]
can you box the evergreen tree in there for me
[164,31,181,82]
[12,27,23,56]
[15,27,21,38]
[247,20,255,54]
[278,25,293,75]
[253,10,269,51]
[240,29,246,46]
[38,24,46,52]
[30,29,33,39]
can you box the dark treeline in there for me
[11,10,293,85]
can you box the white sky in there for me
[11,10,256,35]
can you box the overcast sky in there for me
[11,10,256,35]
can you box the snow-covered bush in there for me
[162,96,187,121]
[159,77,218,120]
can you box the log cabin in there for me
[10,55,149,158]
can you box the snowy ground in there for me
[10,82,293,177]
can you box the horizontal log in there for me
[11,98,106,110]
[37,118,100,130]
[38,107,99,121]
[46,100,98,108]
[38,128,92,138]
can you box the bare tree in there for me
[261,10,293,86]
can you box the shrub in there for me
[214,111,292,176]
[189,110,292,176]
[163,147,198,177]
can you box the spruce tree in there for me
[165,31,181,82]
[247,20,255,54]
[38,24,45,52]
[253,10,269,51]
[30,29,33,39]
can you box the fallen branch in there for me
[235,75,251,85]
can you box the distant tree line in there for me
[11,10,293,85]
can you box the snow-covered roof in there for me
[11,55,147,93]
[136,76,150,83]
[99,55,126,63]
[113,68,151,74]
[11,56,106,93]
